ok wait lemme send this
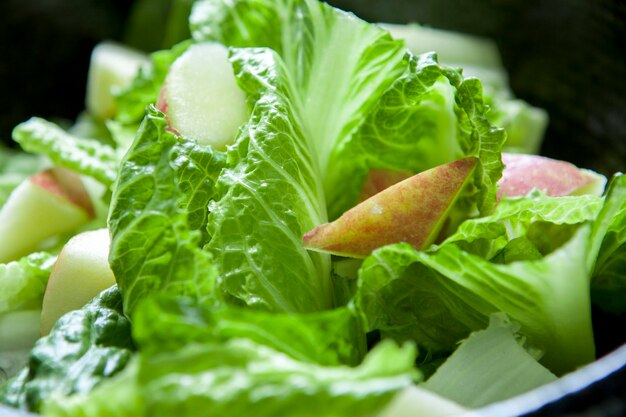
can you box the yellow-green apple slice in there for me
[304,157,478,258]
[85,42,149,119]
[156,42,249,149]
[498,153,606,199]
[40,228,116,335]
[0,167,95,263]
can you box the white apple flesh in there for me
[40,228,116,336]
[157,42,249,149]
[0,167,95,263]
[86,42,149,119]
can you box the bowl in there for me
[1,0,625,416]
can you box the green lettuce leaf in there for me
[191,0,408,219]
[330,52,505,219]
[381,22,548,155]
[355,224,596,375]
[191,0,504,220]
[590,174,626,313]
[205,48,333,312]
[0,286,133,413]
[486,96,548,154]
[108,107,223,315]
[0,252,56,315]
[12,118,118,187]
[43,339,416,417]
[444,191,603,260]
[193,0,504,312]
[132,295,365,366]
[423,314,557,408]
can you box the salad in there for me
[1,0,625,416]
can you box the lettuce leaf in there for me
[444,191,603,260]
[355,224,595,375]
[0,287,133,413]
[191,0,505,220]
[43,339,416,417]
[590,174,626,313]
[205,48,333,312]
[132,295,365,366]
[328,52,505,219]
[423,314,557,408]
[108,108,223,315]
[0,252,56,315]
[381,22,548,155]
[355,174,626,376]
[12,118,118,187]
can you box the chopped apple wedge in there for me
[157,42,249,149]
[304,157,477,258]
[40,228,116,336]
[357,153,607,206]
[498,153,607,199]
[0,167,95,263]
[86,42,149,119]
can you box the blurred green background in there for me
[1,0,625,175]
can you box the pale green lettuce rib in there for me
[12,118,118,187]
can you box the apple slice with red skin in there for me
[358,153,606,203]
[497,153,606,198]
[155,42,249,149]
[0,167,95,263]
[304,157,478,258]
[40,228,116,336]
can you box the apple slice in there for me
[0,167,95,263]
[157,42,249,149]
[304,157,477,258]
[40,228,116,336]
[498,153,606,199]
[86,42,149,119]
